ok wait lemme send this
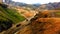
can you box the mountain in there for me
[46,2,60,10]
[3,0,40,10]
[32,3,41,7]
[37,2,60,10]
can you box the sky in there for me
[12,0,60,4]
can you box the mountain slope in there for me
[0,3,25,32]
[37,2,60,10]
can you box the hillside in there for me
[4,0,40,10]
[0,3,25,32]
[15,10,60,34]
[15,7,37,19]
[37,2,60,10]
[1,1,60,34]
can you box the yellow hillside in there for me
[15,7,37,18]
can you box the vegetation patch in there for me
[0,3,25,32]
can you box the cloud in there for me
[12,0,60,4]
